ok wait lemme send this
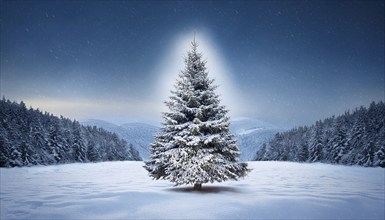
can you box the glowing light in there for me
[154,29,245,117]
[21,29,248,125]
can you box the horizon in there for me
[2,96,382,130]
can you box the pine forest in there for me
[254,101,385,167]
[0,98,141,167]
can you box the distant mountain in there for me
[82,117,281,161]
[81,119,120,131]
[118,123,159,160]
[230,117,282,161]
[230,117,276,134]
[81,120,158,160]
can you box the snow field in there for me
[1,161,384,219]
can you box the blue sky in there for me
[1,0,384,127]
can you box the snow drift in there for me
[1,161,383,219]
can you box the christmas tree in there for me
[144,39,248,189]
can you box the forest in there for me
[0,98,141,167]
[255,101,385,167]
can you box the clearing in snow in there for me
[1,161,384,219]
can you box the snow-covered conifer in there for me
[330,117,348,163]
[48,120,63,163]
[72,121,86,162]
[86,141,98,162]
[145,39,248,189]
[308,121,323,162]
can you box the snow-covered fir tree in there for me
[145,39,248,189]
[308,121,323,162]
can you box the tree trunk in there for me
[193,183,202,190]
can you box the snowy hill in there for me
[118,123,159,160]
[230,117,282,161]
[1,161,383,219]
[82,118,280,161]
[230,117,276,134]
[81,120,158,160]
[81,119,121,131]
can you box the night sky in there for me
[1,1,384,128]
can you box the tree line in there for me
[255,101,385,167]
[0,98,141,167]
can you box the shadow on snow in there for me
[167,185,242,194]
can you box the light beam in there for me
[154,29,246,118]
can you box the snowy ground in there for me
[1,161,384,219]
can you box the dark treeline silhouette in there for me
[255,101,385,167]
[0,98,141,167]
